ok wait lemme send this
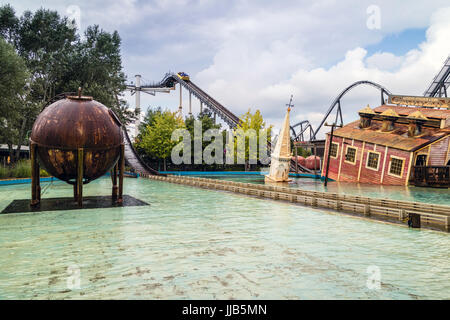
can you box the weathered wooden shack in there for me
[322,104,450,187]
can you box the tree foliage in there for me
[0,4,133,163]
[136,110,185,170]
[234,109,272,166]
[0,37,30,160]
[185,108,222,164]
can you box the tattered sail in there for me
[265,106,292,183]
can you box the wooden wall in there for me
[322,135,412,185]
[428,136,450,166]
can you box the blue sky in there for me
[366,28,427,56]
[2,1,449,136]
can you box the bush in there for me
[0,159,50,179]
[0,166,9,179]
[10,160,31,178]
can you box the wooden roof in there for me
[374,105,450,120]
[330,120,450,151]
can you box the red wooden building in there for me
[322,104,450,187]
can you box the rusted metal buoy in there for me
[30,88,125,207]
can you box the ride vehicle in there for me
[177,72,189,80]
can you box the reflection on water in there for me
[0,177,449,299]
[201,175,450,205]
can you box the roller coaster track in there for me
[122,127,161,175]
[424,55,450,97]
[290,120,315,142]
[312,80,391,140]
[142,73,240,127]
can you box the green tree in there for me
[185,109,221,167]
[0,4,18,43]
[234,109,272,170]
[134,107,163,159]
[0,37,29,162]
[0,5,134,162]
[137,111,185,171]
[137,107,163,137]
[61,25,134,125]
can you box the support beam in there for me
[77,148,84,207]
[179,83,182,112]
[313,144,317,177]
[135,74,141,112]
[189,92,192,115]
[200,101,203,113]
[112,161,118,199]
[118,144,125,204]
[135,74,141,138]
[30,142,40,206]
[73,182,78,201]
[323,122,342,186]
[295,143,298,174]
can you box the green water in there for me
[0,177,449,299]
[199,174,450,205]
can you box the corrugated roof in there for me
[330,120,449,151]
[407,110,428,120]
[374,105,450,120]
[380,108,400,117]
[359,105,376,114]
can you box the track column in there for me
[179,83,182,113]
[189,92,192,115]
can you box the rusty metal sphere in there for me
[30,93,123,184]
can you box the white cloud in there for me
[366,52,404,71]
[194,5,450,138]
[3,0,449,138]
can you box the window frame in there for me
[366,150,381,171]
[329,142,339,159]
[388,155,406,178]
[344,145,358,165]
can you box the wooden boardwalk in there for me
[142,174,450,232]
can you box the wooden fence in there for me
[141,174,450,232]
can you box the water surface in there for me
[199,174,450,205]
[0,177,449,299]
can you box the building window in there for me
[345,146,357,164]
[366,151,380,170]
[330,142,339,158]
[389,157,404,177]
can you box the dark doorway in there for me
[415,155,427,166]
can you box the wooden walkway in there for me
[142,174,450,232]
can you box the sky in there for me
[3,0,450,138]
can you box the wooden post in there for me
[30,142,40,206]
[364,204,370,216]
[112,162,118,199]
[314,144,317,177]
[324,122,342,187]
[36,154,41,202]
[118,144,125,204]
[77,148,84,207]
[294,142,298,174]
[73,183,78,201]
[324,123,334,187]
